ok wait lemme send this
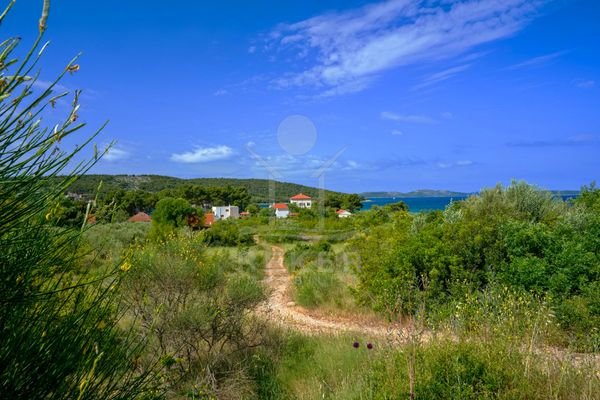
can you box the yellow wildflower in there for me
[120,261,132,272]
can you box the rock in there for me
[286,301,296,307]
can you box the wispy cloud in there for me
[575,79,595,89]
[413,64,471,90]
[31,79,69,93]
[171,145,234,163]
[381,111,435,124]
[391,129,404,136]
[505,50,567,70]
[437,160,474,169]
[268,0,546,96]
[507,134,598,148]
[247,153,371,176]
[213,89,229,96]
[103,145,130,162]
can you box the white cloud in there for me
[213,89,229,96]
[268,0,545,95]
[381,111,435,124]
[248,45,257,54]
[103,146,130,162]
[505,50,567,70]
[171,145,234,163]
[391,129,404,136]
[441,111,454,119]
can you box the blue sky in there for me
[4,0,599,192]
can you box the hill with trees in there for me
[57,174,345,202]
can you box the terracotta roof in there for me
[273,203,289,209]
[240,211,250,215]
[128,212,152,222]
[290,193,311,200]
[204,213,215,226]
[336,209,350,214]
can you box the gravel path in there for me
[257,244,599,373]
[258,244,406,338]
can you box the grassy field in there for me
[69,214,600,399]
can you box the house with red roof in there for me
[336,209,352,218]
[272,203,290,219]
[290,193,312,208]
[128,212,152,223]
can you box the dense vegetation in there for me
[352,181,600,350]
[53,174,347,203]
[49,175,364,227]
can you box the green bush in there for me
[352,181,600,342]
[294,267,344,307]
[200,220,255,246]
[123,235,274,398]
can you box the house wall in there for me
[275,209,289,218]
[290,199,312,208]
[212,205,240,220]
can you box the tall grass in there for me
[0,2,158,397]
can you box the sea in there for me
[361,196,468,212]
[361,195,578,213]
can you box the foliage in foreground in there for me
[273,287,598,400]
[0,3,158,398]
[121,235,276,399]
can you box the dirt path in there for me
[257,244,599,372]
[258,244,406,339]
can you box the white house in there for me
[212,205,239,221]
[336,209,352,218]
[272,203,289,219]
[290,193,312,208]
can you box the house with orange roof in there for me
[290,193,312,208]
[272,203,290,219]
[336,209,352,218]
[128,212,152,223]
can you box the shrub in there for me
[294,267,344,307]
[200,220,255,246]
[123,235,272,398]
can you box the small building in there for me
[272,203,289,219]
[336,209,352,218]
[290,193,312,208]
[128,212,152,223]
[240,211,250,218]
[212,205,239,221]
[204,213,215,227]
